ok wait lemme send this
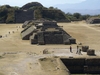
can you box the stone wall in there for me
[43,31,63,44]
[15,9,34,23]
[61,58,100,74]
[86,17,100,24]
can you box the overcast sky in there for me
[0,0,86,7]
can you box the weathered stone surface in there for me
[86,17,100,24]
[82,46,89,52]
[22,21,31,28]
[21,19,76,44]
[21,26,36,40]
[87,49,95,55]
[86,58,100,66]
[61,58,100,74]
[15,10,34,23]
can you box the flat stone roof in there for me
[43,48,100,59]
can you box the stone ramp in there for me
[21,26,36,40]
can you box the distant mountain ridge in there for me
[54,0,100,15]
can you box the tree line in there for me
[0,4,99,23]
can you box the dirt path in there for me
[0,22,100,51]
[58,21,100,50]
[0,22,100,75]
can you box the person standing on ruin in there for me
[76,45,79,54]
[79,49,82,55]
[9,32,10,34]
[70,46,72,53]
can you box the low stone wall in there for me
[82,46,89,52]
[61,58,100,74]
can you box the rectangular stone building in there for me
[15,9,34,23]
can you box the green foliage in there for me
[41,9,68,21]
[65,12,91,21]
[0,5,9,22]
[6,9,15,23]
[0,2,98,23]
[49,7,54,10]
[81,14,90,20]
[0,5,19,23]
[33,6,70,22]
[21,2,43,10]
[13,6,20,10]
[73,13,82,19]
[35,9,42,19]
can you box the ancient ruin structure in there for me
[21,2,43,10]
[21,19,76,45]
[15,10,34,23]
[86,17,100,24]
[44,46,100,74]
[15,2,43,23]
[0,45,100,75]
[61,57,100,74]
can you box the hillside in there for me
[0,2,70,23]
[21,2,43,10]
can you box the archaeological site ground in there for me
[0,21,100,75]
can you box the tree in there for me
[81,14,90,20]
[66,12,72,16]
[34,9,42,19]
[49,7,54,10]
[73,13,81,19]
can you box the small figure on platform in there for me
[9,32,10,34]
[76,45,79,54]
[70,46,73,53]
[79,49,82,55]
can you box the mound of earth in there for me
[21,2,43,10]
